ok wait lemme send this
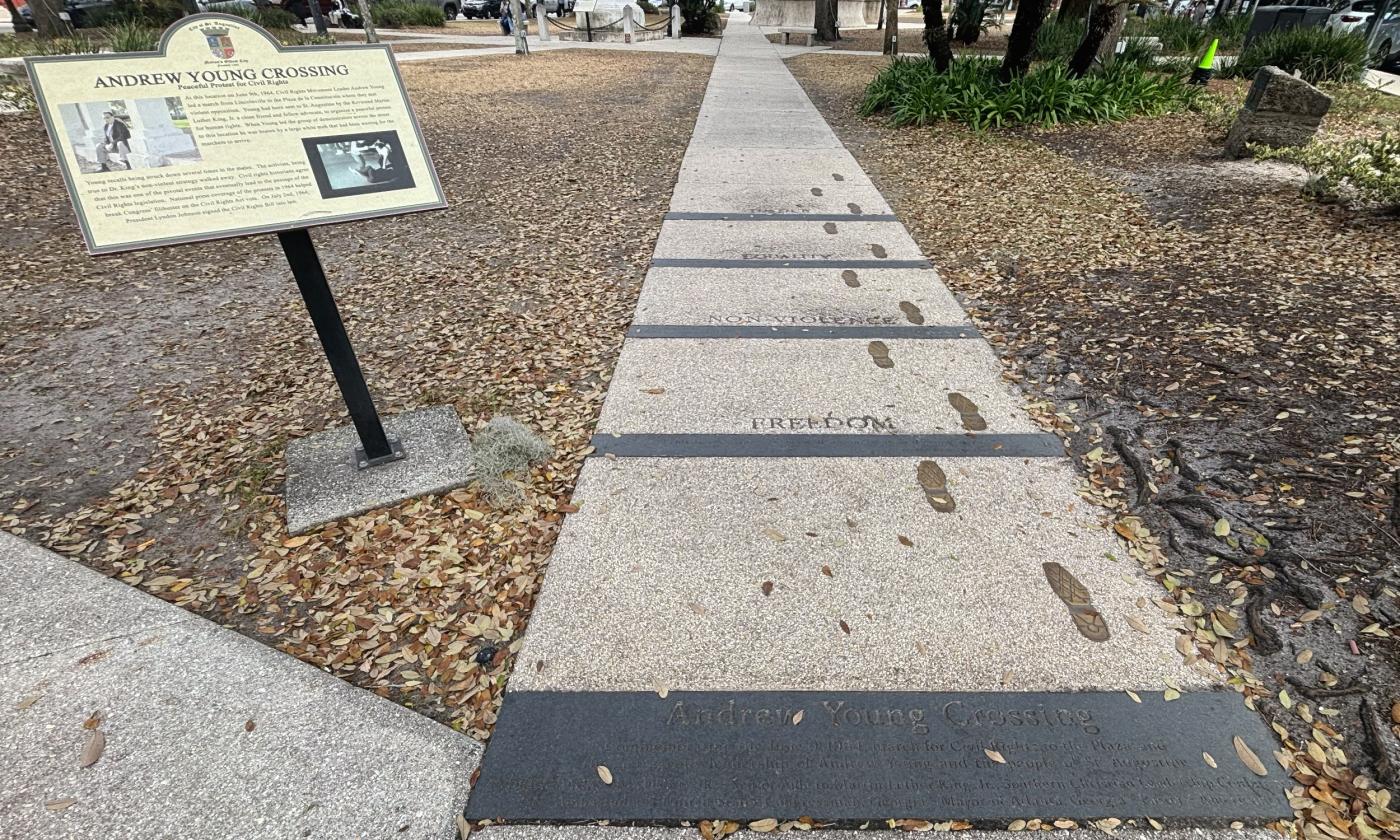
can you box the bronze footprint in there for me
[916,460,956,513]
[1042,562,1111,642]
[823,222,838,234]
[811,187,824,197]
[847,203,863,215]
[833,173,845,181]
[868,341,894,369]
[899,301,924,325]
[842,269,860,288]
[870,244,887,259]
[947,392,987,431]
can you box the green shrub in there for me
[1254,133,1400,208]
[1033,17,1085,62]
[1139,14,1208,55]
[103,18,160,51]
[1228,26,1368,85]
[279,30,338,44]
[678,0,720,34]
[0,32,101,57]
[948,0,991,44]
[372,0,447,27]
[1207,12,1252,49]
[1113,35,1160,68]
[206,2,301,30]
[636,0,658,12]
[861,56,1200,131]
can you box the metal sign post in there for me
[278,228,405,469]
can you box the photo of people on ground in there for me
[57,98,202,175]
[303,131,416,199]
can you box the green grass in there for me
[861,56,1201,131]
[1123,13,1251,55]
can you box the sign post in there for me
[25,14,473,532]
[277,228,403,468]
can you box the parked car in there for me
[1326,1,1400,63]
[461,0,502,16]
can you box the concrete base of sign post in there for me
[283,404,474,535]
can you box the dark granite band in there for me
[588,433,1064,458]
[626,325,979,340]
[465,689,1291,823]
[665,212,899,222]
[651,258,933,269]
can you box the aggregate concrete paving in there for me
[283,404,473,535]
[668,180,895,214]
[508,457,1207,694]
[595,338,1040,436]
[0,533,480,840]
[467,12,1278,830]
[653,219,925,262]
[632,267,969,325]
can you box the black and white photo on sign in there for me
[302,130,417,200]
[57,98,203,175]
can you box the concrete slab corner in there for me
[284,404,474,534]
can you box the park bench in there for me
[776,26,817,46]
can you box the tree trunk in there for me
[2,0,32,32]
[1067,0,1121,74]
[815,0,840,41]
[29,0,72,37]
[999,0,1051,80]
[923,0,953,69]
[883,0,899,53]
[309,0,329,34]
[1057,0,1091,21]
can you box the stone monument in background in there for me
[751,0,882,29]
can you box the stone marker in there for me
[465,690,1290,823]
[1224,65,1332,159]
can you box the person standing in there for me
[499,0,513,33]
[95,110,132,172]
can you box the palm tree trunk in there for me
[1067,0,1121,75]
[998,0,1052,80]
[923,0,953,69]
[883,0,899,53]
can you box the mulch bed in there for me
[0,49,712,740]
[788,52,1400,839]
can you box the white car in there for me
[1326,1,1400,63]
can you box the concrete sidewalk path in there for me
[0,532,481,840]
[464,14,1284,836]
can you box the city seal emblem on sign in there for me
[204,27,235,59]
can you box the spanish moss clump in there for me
[469,417,552,507]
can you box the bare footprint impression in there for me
[870,244,887,259]
[916,460,956,513]
[842,270,860,288]
[867,341,893,369]
[823,222,838,235]
[811,187,823,197]
[899,302,924,325]
[947,392,987,431]
[847,203,863,215]
[1042,562,1111,642]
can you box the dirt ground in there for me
[0,48,712,739]
[789,53,1400,839]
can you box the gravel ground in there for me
[0,48,712,739]
[788,52,1400,840]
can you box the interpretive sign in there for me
[25,13,445,255]
[465,690,1291,823]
